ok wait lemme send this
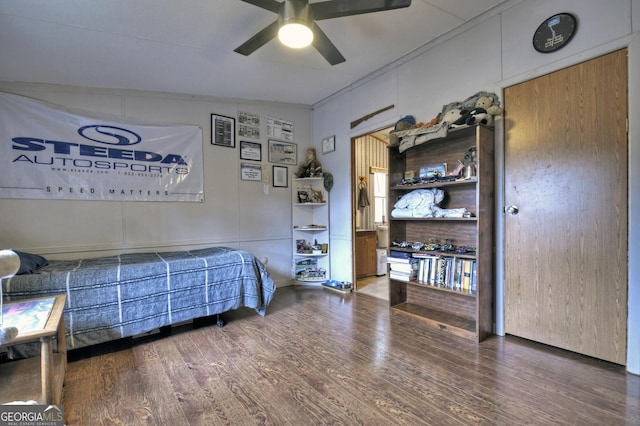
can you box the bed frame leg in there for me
[216,314,224,328]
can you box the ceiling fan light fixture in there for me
[235,0,412,64]
[278,22,313,48]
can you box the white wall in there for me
[0,84,314,288]
[313,0,640,373]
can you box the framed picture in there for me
[419,162,447,179]
[273,165,288,188]
[240,162,262,181]
[322,135,335,154]
[211,113,235,148]
[268,139,297,165]
[240,140,261,161]
[238,111,260,139]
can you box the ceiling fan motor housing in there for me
[280,0,313,27]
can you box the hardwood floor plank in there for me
[60,286,640,425]
[233,319,452,425]
[154,334,221,425]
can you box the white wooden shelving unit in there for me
[292,177,330,285]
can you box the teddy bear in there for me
[473,96,502,126]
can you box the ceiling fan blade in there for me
[238,0,282,14]
[312,0,411,21]
[311,22,345,65]
[234,20,280,56]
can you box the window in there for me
[372,171,387,224]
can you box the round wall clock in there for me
[532,13,577,53]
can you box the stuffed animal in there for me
[474,96,502,125]
[389,115,416,145]
[394,115,416,131]
[440,108,464,126]
[466,107,491,126]
[450,108,486,128]
[416,117,439,128]
[450,97,503,128]
[474,96,494,110]
[487,104,502,116]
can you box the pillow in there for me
[13,250,49,275]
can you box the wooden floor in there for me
[356,274,389,300]
[62,286,639,425]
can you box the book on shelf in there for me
[389,256,418,282]
[415,254,438,285]
[389,270,416,282]
[388,254,417,277]
[428,257,437,285]
[388,254,417,274]
[416,257,425,283]
[462,259,473,291]
[470,261,477,294]
[453,258,463,291]
[388,261,416,273]
[413,254,476,294]
[388,250,413,260]
[434,257,447,287]
[388,257,411,264]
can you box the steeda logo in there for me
[0,404,64,426]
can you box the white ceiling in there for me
[0,0,508,105]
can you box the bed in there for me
[2,247,276,357]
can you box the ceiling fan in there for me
[234,0,412,65]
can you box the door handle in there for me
[505,205,519,215]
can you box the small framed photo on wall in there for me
[240,141,261,161]
[240,162,262,181]
[268,140,297,165]
[322,135,335,154]
[273,165,288,188]
[211,113,235,148]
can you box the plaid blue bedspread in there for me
[3,247,276,353]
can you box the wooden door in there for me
[355,231,377,278]
[504,49,628,364]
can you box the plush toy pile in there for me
[441,92,503,128]
[389,91,502,152]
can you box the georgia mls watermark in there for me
[0,404,64,426]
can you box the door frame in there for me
[350,126,393,290]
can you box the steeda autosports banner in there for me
[0,92,204,202]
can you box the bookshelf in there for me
[292,177,330,285]
[387,125,494,342]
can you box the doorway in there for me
[503,49,628,364]
[352,126,392,296]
